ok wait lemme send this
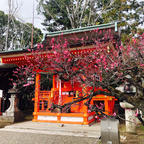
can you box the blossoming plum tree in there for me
[12,30,144,123]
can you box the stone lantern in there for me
[2,86,23,123]
[120,101,136,133]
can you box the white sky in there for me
[0,0,44,31]
[0,0,143,32]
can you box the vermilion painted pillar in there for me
[53,75,56,89]
[105,99,109,115]
[58,79,62,105]
[33,73,41,121]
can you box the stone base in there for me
[0,111,24,123]
[101,118,120,144]
[0,116,14,123]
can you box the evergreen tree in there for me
[0,10,43,51]
[38,0,144,36]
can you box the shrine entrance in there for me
[0,22,119,125]
[32,72,116,125]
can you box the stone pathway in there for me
[0,121,101,144]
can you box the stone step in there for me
[0,128,100,138]
[0,121,101,138]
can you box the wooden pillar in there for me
[58,79,62,105]
[33,73,41,121]
[105,100,109,115]
[53,75,56,89]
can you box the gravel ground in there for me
[0,131,99,144]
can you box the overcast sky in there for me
[0,0,44,31]
[0,0,143,32]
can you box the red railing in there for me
[38,90,60,112]
[39,91,51,112]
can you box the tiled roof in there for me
[46,22,118,37]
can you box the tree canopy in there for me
[12,29,144,122]
[0,10,43,51]
[38,0,144,36]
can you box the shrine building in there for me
[0,22,119,125]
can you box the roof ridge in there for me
[46,22,118,37]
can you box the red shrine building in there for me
[0,22,119,125]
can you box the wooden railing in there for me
[39,91,51,112]
[38,90,60,112]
